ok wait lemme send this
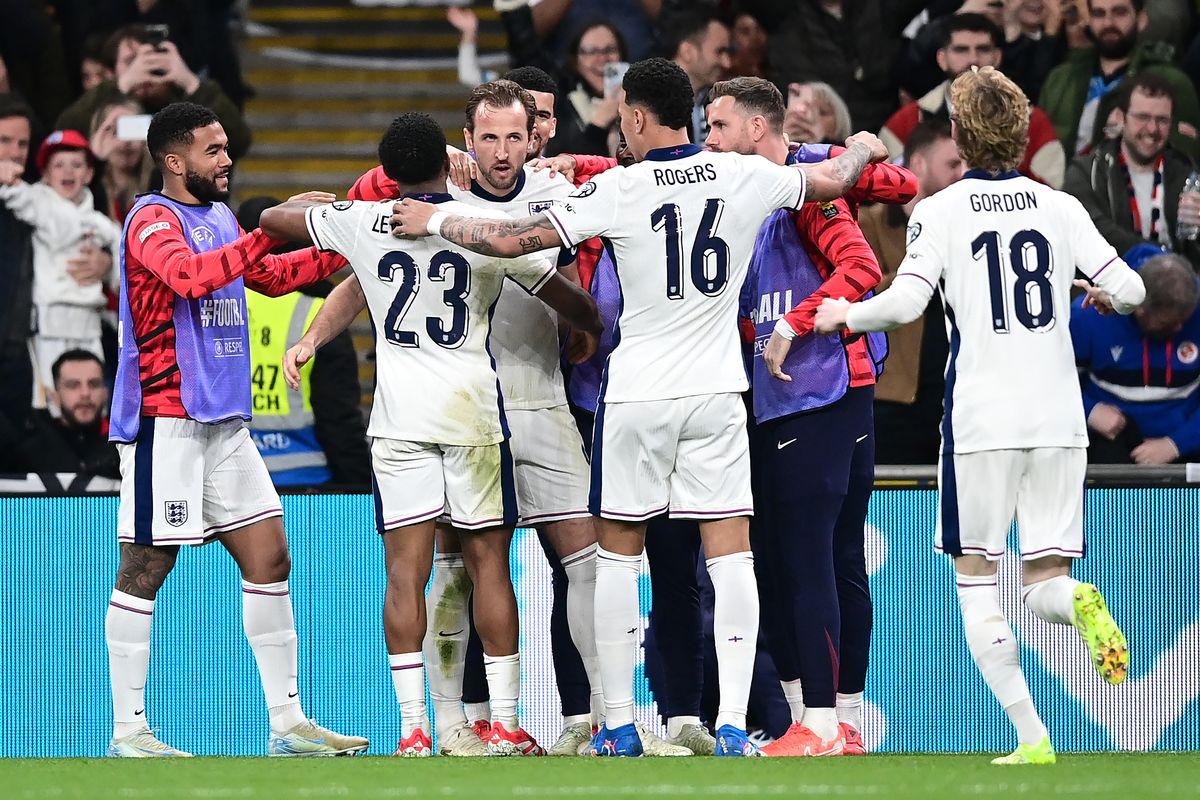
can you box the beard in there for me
[1089,26,1138,60]
[185,169,230,203]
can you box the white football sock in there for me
[802,707,839,740]
[667,715,702,739]
[707,551,759,731]
[957,573,1046,746]
[423,553,470,738]
[389,652,428,737]
[563,713,590,727]
[466,702,491,724]
[836,692,864,730]
[781,679,806,724]
[106,590,154,739]
[483,652,520,730]
[594,547,642,728]
[242,580,306,733]
[561,544,604,720]
[1021,575,1079,626]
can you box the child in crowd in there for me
[0,130,121,410]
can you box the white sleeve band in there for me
[773,318,798,340]
[426,211,449,237]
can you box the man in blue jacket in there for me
[1071,252,1200,463]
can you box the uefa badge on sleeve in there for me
[164,500,189,528]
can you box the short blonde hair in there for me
[949,66,1029,175]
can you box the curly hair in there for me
[949,67,1029,175]
[379,112,448,185]
[147,102,220,166]
[623,57,693,131]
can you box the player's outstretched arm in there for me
[799,133,890,203]
[390,199,565,257]
[283,274,367,390]
[533,272,602,363]
[259,198,324,245]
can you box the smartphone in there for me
[603,62,630,97]
[116,114,152,141]
[144,24,170,49]
[144,24,170,77]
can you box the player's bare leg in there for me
[698,516,763,757]
[380,518,437,756]
[221,518,369,756]
[953,554,1053,765]
[1022,556,1128,684]
[421,524,488,755]
[542,516,604,725]
[460,525,542,755]
[107,543,189,756]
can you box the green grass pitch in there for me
[7,753,1199,800]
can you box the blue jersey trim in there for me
[402,192,455,204]
[643,143,704,161]
[589,237,624,516]
[469,170,527,203]
[133,417,156,546]
[370,465,385,535]
[938,282,962,556]
[963,169,1022,181]
[498,439,519,527]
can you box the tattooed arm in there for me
[798,132,891,203]
[389,199,564,257]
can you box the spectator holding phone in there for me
[55,25,251,161]
[88,100,155,225]
[544,20,628,157]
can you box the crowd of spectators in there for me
[6,0,1200,481]
[0,1,250,479]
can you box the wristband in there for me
[773,318,798,341]
[426,211,449,237]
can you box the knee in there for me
[115,544,179,600]
[244,547,290,584]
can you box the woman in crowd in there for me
[88,100,153,225]
[545,20,627,157]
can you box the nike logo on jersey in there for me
[1111,345,1123,361]
[856,434,869,443]
[777,438,797,450]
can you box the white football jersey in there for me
[897,172,1141,453]
[305,198,554,446]
[450,168,575,410]
[545,144,806,403]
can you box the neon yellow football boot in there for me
[991,735,1056,765]
[1072,583,1129,685]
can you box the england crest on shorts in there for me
[164,500,189,527]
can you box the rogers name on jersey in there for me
[199,297,245,328]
